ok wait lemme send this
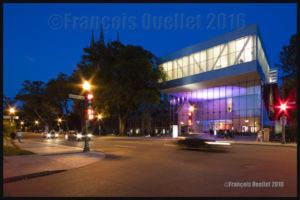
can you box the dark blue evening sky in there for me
[4,3,297,99]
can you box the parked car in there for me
[176,134,231,150]
[65,131,92,142]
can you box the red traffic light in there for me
[87,94,93,100]
[188,112,192,117]
[280,103,287,111]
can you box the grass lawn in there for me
[3,137,35,156]
[4,145,35,156]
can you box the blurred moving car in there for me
[41,131,59,139]
[65,131,92,142]
[176,134,231,149]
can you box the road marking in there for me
[118,141,152,145]
[113,145,136,148]
[164,143,178,147]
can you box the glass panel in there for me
[183,57,188,66]
[207,59,213,71]
[163,63,168,72]
[221,44,228,56]
[200,51,206,61]
[247,95,255,109]
[221,55,227,68]
[245,35,253,49]
[236,38,244,51]
[245,48,253,62]
[173,69,177,79]
[167,70,172,80]
[189,55,194,64]
[183,67,188,77]
[173,60,178,69]
[167,61,172,71]
[200,61,206,72]
[229,41,236,53]
[177,68,182,78]
[229,52,235,66]
[195,53,200,63]
[220,86,226,99]
[194,64,200,74]
[237,51,245,64]
[207,48,213,60]
[214,45,220,58]
[190,64,194,76]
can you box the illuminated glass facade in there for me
[159,24,275,135]
[161,35,256,81]
[170,80,262,133]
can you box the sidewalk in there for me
[197,133,297,147]
[3,140,105,182]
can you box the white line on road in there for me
[164,144,178,147]
[113,145,137,148]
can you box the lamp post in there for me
[20,121,24,131]
[82,80,91,152]
[35,120,39,132]
[9,107,15,123]
[58,118,62,132]
[279,103,287,144]
[97,114,102,136]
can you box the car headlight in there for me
[55,134,59,137]
[76,134,82,138]
[204,141,231,146]
[47,133,51,137]
[87,134,92,137]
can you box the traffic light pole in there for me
[83,92,91,152]
[83,120,90,152]
[281,114,286,144]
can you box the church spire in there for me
[99,24,105,45]
[117,32,120,42]
[90,29,95,47]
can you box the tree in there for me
[75,41,167,135]
[15,80,57,130]
[276,34,298,97]
[276,33,298,141]
[45,73,73,130]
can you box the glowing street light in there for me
[189,106,195,112]
[82,81,91,90]
[35,120,39,125]
[9,107,15,114]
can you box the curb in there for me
[3,170,67,183]
[230,142,297,147]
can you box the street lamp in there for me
[35,120,39,133]
[58,118,62,132]
[9,107,16,122]
[82,80,92,152]
[97,114,102,136]
[20,121,24,131]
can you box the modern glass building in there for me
[159,24,277,136]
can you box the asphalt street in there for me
[3,133,297,197]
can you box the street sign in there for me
[68,94,85,100]
[288,101,296,105]
[280,115,287,126]
[3,115,19,120]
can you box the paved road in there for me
[3,133,297,197]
